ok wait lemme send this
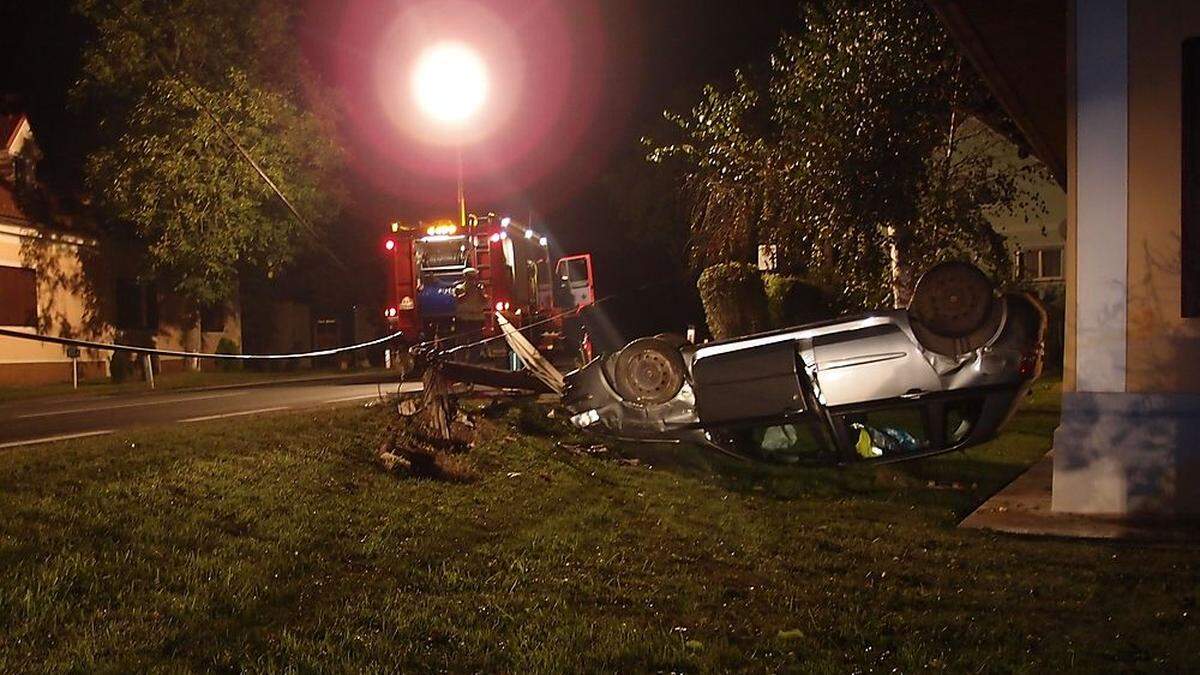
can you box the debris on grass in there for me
[558,442,609,457]
[377,449,412,474]
[514,399,562,436]
[377,365,479,482]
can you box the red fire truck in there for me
[383,214,595,363]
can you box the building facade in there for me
[0,113,242,385]
[934,0,1200,515]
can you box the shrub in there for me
[215,337,242,372]
[697,263,769,339]
[763,273,835,329]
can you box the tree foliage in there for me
[74,0,345,306]
[649,0,1049,308]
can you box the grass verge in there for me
[0,377,1196,671]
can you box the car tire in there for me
[908,261,996,338]
[612,337,687,405]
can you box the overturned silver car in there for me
[562,263,1045,465]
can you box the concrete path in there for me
[961,451,1200,542]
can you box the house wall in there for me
[0,222,245,385]
[1125,0,1200,393]
[0,223,113,385]
[1053,0,1200,515]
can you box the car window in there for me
[841,406,929,459]
[724,422,830,463]
[943,398,985,444]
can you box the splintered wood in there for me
[379,363,478,481]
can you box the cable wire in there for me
[0,327,405,361]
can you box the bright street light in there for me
[410,40,490,237]
[411,42,489,125]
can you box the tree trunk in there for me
[189,309,203,372]
[887,226,915,308]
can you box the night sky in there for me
[1,0,802,339]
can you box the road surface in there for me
[0,375,422,449]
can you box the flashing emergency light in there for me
[384,239,397,251]
[524,229,534,239]
[426,223,458,236]
[539,237,548,246]
[390,222,400,233]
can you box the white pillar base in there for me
[1053,392,1200,515]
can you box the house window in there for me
[1183,37,1200,317]
[0,265,37,326]
[1018,247,1064,281]
[115,279,158,330]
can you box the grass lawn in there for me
[0,377,1196,671]
[0,367,387,404]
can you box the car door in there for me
[809,324,942,407]
[692,339,808,426]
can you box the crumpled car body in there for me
[562,276,1045,465]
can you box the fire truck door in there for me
[555,254,595,309]
[391,238,418,332]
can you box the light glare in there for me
[412,42,489,124]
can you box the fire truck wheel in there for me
[907,261,996,339]
[613,337,687,405]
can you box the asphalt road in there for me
[0,375,422,449]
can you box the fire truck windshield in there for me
[415,236,468,271]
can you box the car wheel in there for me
[613,337,686,405]
[908,261,996,338]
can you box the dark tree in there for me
[649,0,1049,307]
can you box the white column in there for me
[1074,0,1128,393]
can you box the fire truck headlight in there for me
[501,217,511,228]
[539,237,548,247]
[524,229,534,239]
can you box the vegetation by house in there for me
[1,377,1196,672]
[74,0,347,307]
[648,0,1051,308]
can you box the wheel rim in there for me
[910,262,994,337]
[627,351,674,398]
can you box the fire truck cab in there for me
[383,215,594,360]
